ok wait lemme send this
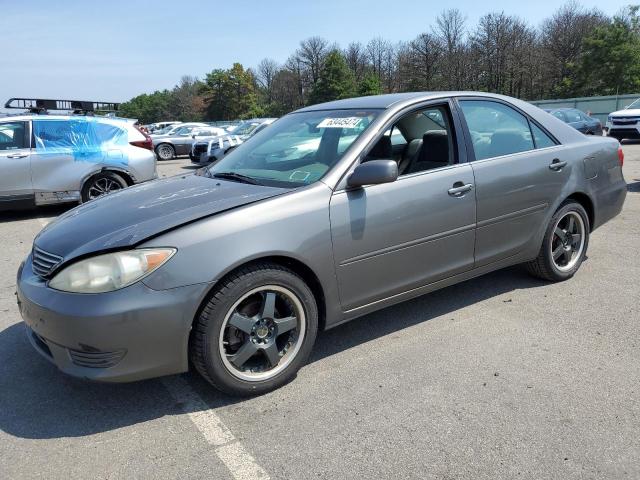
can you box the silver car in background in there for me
[0,113,157,209]
[190,118,276,165]
[153,125,226,160]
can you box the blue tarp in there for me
[33,118,129,166]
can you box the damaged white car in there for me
[0,98,157,209]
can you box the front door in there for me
[329,102,476,311]
[0,121,32,204]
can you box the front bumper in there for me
[608,124,640,139]
[16,255,210,383]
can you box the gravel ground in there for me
[0,147,638,480]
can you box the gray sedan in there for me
[153,125,226,160]
[17,92,627,395]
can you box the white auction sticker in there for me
[317,117,362,129]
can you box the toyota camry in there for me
[17,92,627,395]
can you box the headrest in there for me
[367,135,392,160]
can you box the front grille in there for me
[612,117,640,125]
[31,246,63,278]
[193,143,208,156]
[68,348,126,368]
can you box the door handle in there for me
[548,159,567,171]
[6,153,28,159]
[448,182,474,197]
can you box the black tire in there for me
[526,201,590,281]
[81,171,127,203]
[155,143,175,160]
[190,262,318,396]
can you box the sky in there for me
[1,0,632,108]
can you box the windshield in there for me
[626,98,640,109]
[231,122,260,136]
[207,109,380,187]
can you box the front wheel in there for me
[526,201,590,281]
[190,263,318,396]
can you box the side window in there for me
[531,123,557,149]
[565,110,583,123]
[365,104,456,176]
[552,111,566,122]
[0,122,27,151]
[460,100,534,161]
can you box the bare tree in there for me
[256,58,279,104]
[297,36,330,86]
[366,37,396,92]
[434,9,467,90]
[344,41,368,82]
[541,1,607,95]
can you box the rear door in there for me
[457,98,568,266]
[0,120,33,203]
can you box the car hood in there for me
[610,108,640,117]
[34,174,287,262]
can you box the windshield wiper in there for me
[212,172,262,185]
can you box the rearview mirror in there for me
[347,160,398,188]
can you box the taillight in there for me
[131,126,154,151]
[617,146,624,167]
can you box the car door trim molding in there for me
[339,222,476,266]
[475,203,548,229]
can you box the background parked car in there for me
[190,118,276,165]
[606,97,640,141]
[153,126,227,160]
[544,108,603,135]
[145,121,181,133]
[150,122,209,138]
[0,106,156,208]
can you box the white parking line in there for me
[37,218,50,228]
[162,376,270,480]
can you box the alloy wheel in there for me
[157,144,174,160]
[550,211,585,272]
[87,177,123,200]
[219,285,306,381]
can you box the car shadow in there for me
[0,266,545,439]
[0,205,71,224]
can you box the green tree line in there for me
[120,2,640,124]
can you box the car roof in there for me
[294,91,533,112]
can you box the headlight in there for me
[48,248,176,293]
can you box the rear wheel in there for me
[190,263,318,396]
[526,201,589,281]
[81,171,127,202]
[155,143,175,160]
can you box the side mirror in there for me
[347,160,398,188]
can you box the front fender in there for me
[140,182,344,326]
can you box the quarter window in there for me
[531,123,556,149]
[0,122,27,151]
[460,100,534,160]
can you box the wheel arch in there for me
[191,255,328,337]
[80,168,134,191]
[565,191,595,232]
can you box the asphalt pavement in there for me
[0,149,638,480]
